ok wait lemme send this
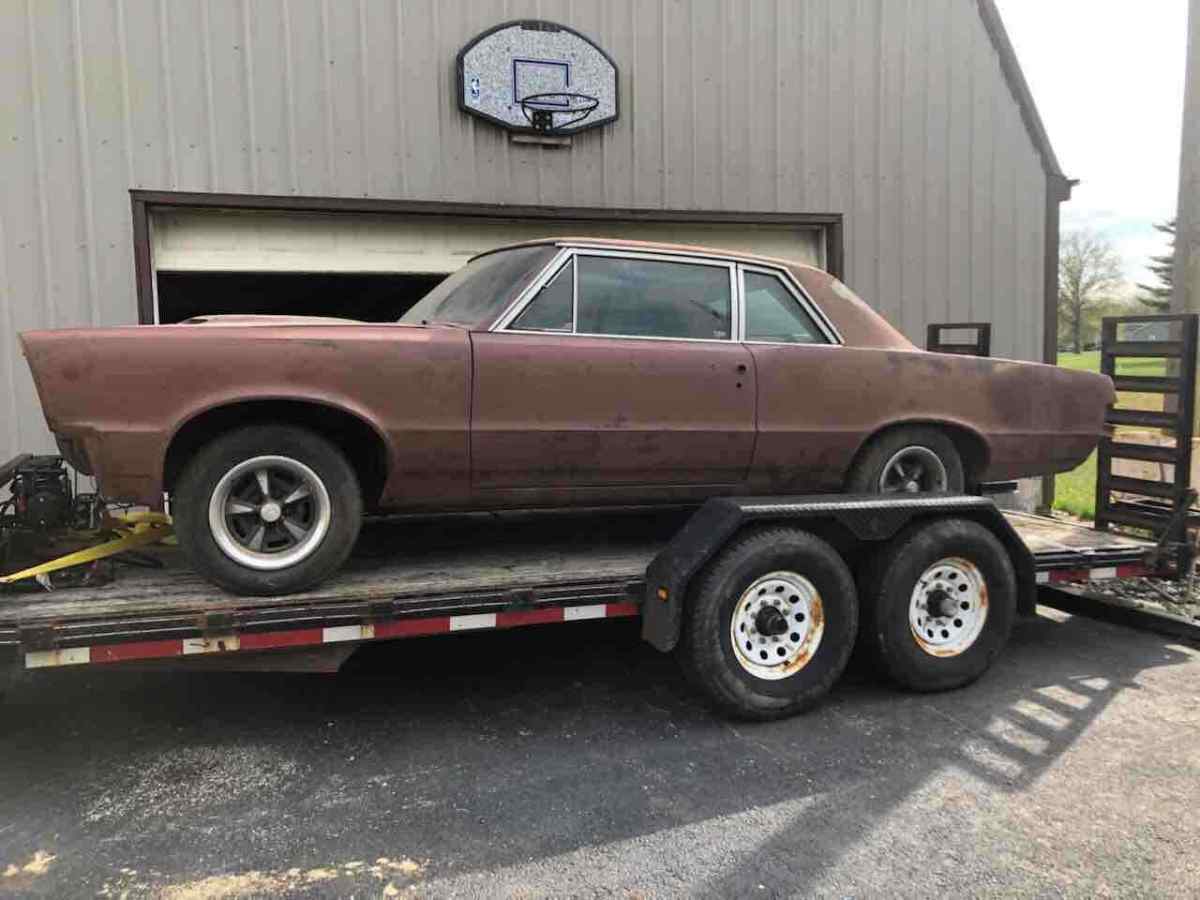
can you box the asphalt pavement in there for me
[1,606,1198,898]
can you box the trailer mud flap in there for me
[641,494,1035,653]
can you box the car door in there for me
[470,250,756,499]
[739,264,853,493]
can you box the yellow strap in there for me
[111,511,172,527]
[0,525,173,585]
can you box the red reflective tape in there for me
[91,639,184,664]
[374,617,451,639]
[1048,569,1088,584]
[497,608,564,628]
[1048,565,1146,584]
[62,598,646,669]
[240,628,324,651]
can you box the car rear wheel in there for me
[173,425,362,595]
[857,518,1016,691]
[846,425,965,494]
[677,527,858,720]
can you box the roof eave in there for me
[976,0,1074,197]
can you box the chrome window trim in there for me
[562,241,753,268]
[489,247,572,331]
[737,263,843,346]
[571,253,579,332]
[507,252,575,333]
[501,329,738,345]
[493,246,739,344]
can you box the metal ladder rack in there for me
[1094,313,1199,571]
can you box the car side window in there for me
[576,256,731,340]
[511,260,573,332]
[744,271,826,344]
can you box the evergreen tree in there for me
[1137,218,1176,311]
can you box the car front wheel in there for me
[173,425,363,595]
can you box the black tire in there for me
[173,425,363,595]
[845,425,965,494]
[858,517,1016,692]
[677,527,858,721]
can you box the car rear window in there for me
[399,245,557,328]
[575,256,731,340]
[744,271,827,344]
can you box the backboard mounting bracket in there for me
[510,133,572,148]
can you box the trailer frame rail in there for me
[0,500,1160,673]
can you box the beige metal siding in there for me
[0,0,1048,459]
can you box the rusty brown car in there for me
[20,239,1113,595]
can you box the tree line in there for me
[1057,220,1175,354]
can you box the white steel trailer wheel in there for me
[679,527,858,719]
[729,571,826,680]
[207,455,333,571]
[908,557,988,657]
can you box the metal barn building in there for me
[0,0,1068,470]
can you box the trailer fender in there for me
[641,494,1035,653]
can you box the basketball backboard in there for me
[457,20,619,135]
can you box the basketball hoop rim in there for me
[518,91,601,133]
[518,91,600,114]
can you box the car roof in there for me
[468,236,826,275]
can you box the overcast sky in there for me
[995,0,1188,287]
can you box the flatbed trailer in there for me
[0,496,1161,717]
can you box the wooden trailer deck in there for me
[0,509,1153,668]
[1003,511,1154,572]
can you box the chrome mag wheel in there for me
[207,455,332,571]
[878,445,949,493]
[730,571,826,680]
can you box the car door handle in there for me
[736,364,747,373]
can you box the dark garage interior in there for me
[155,271,448,324]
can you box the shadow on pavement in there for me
[0,599,1193,895]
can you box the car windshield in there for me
[399,245,558,328]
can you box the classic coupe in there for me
[20,238,1113,595]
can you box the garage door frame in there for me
[130,190,844,326]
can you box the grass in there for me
[1051,352,1169,520]
[1052,450,1098,520]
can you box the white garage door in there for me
[151,208,825,276]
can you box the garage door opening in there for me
[155,271,447,324]
[142,203,835,325]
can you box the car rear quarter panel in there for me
[20,324,470,507]
[747,344,1113,490]
[789,265,916,350]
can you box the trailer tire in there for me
[677,527,858,720]
[859,517,1015,692]
[174,425,362,596]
